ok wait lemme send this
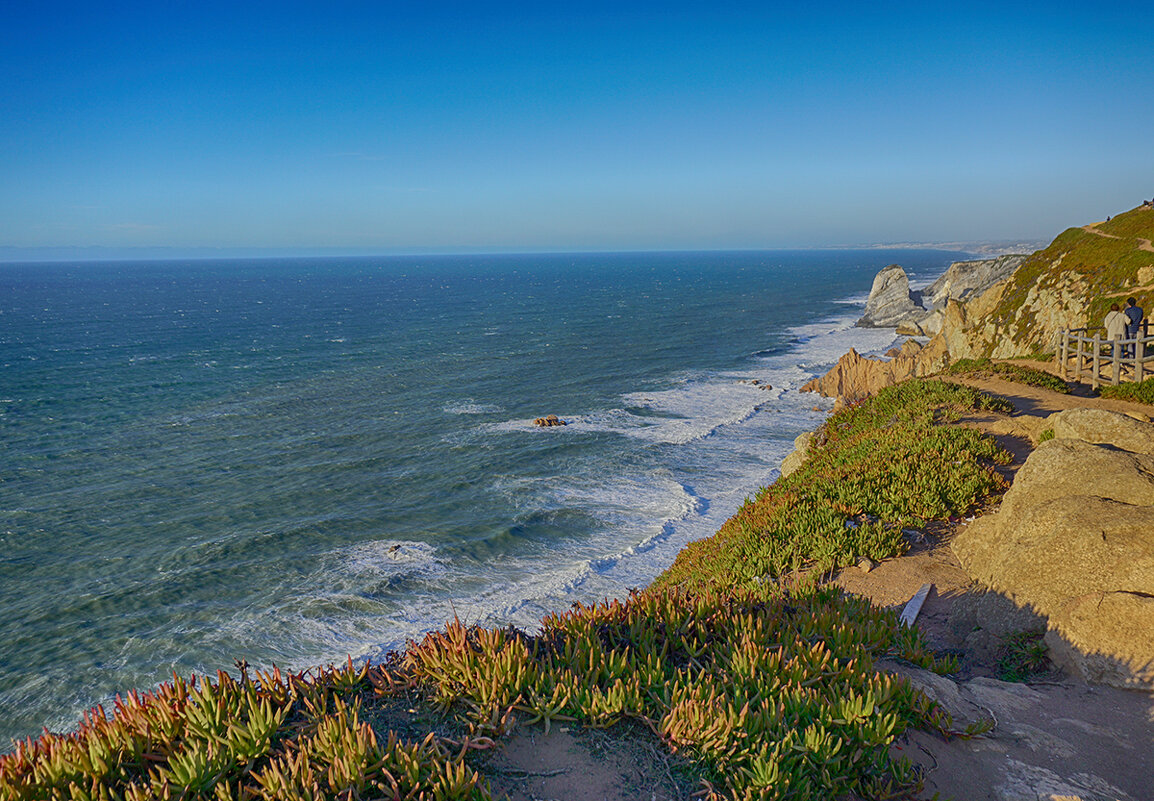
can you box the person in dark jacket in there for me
[1123,297,1144,357]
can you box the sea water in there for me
[0,249,962,746]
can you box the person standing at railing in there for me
[1124,297,1145,358]
[1105,303,1128,352]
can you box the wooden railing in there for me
[1055,324,1154,388]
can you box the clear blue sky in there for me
[2,1,1152,254]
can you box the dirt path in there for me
[1082,222,1119,238]
[834,375,1154,801]
[1081,222,1154,254]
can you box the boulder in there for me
[533,415,567,427]
[779,430,814,479]
[1043,407,1154,454]
[952,431,1154,689]
[856,264,925,328]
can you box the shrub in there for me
[945,358,1070,394]
[1099,376,1154,405]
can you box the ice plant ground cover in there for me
[0,379,1011,800]
[655,379,1013,591]
[944,358,1071,394]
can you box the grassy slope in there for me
[978,204,1154,356]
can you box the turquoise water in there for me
[0,249,961,746]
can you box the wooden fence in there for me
[1055,324,1154,388]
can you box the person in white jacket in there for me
[1104,303,1129,352]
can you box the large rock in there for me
[856,264,925,328]
[922,254,1027,310]
[1044,407,1154,453]
[779,430,814,479]
[953,423,1154,689]
[800,337,951,402]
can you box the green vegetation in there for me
[1,379,1017,800]
[996,631,1050,683]
[944,358,1070,394]
[1038,428,1055,443]
[655,380,1012,591]
[1,585,980,801]
[980,205,1154,355]
[1098,376,1154,405]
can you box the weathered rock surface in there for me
[952,416,1154,689]
[778,430,813,479]
[1044,406,1154,453]
[533,415,567,427]
[882,660,1152,801]
[856,264,924,328]
[921,254,1027,310]
[800,337,951,402]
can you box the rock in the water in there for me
[856,264,925,328]
[952,427,1154,689]
[533,414,567,427]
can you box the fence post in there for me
[1060,329,1069,379]
[1112,336,1121,384]
[1138,335,1147,383]
[1076,334,1084,381]
[1092,334,1101,389]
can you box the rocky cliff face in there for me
[921,254,1026,311]
[856,254,1029,337]
[856,264,924,328]
[940,205,1154,359]
[806,205,1154,405]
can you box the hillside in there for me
[945,202,1154,359]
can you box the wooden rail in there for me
[1055,324,1154,388]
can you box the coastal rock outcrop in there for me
[952,411,1154,689]
[858,255,1029,336]
[921,254,1027,310]
[856,264,924,328]
[800,338,950,403]
[533,415,567,427]
[779,430,813,479]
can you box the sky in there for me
[2,1,1152,256]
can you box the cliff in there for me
[808,203,1154,403]
[856,255,1027,335]
[943,203,1154,359]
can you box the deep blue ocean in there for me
[0,249,963,746]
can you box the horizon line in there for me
[0,240,1044,265]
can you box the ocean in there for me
[0,249,962,747]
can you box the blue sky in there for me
[2,1,1152,254]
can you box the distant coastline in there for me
[0,241,1036,264]
[854,239,1047,255]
